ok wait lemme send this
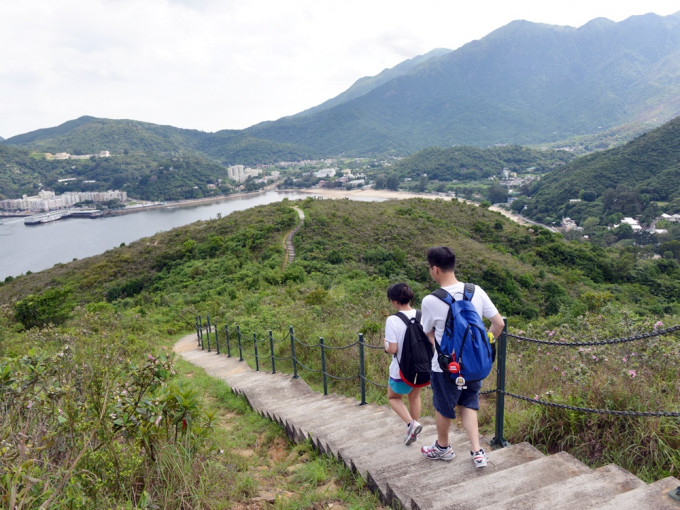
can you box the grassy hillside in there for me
[384,145,575,181]
[522,115,680,225]
[1,198,678,506]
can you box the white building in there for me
[0,190,127,212]
[619,217,642,232]
[660,213,680,222]
[314,168,336,178]
[227,164,261,183]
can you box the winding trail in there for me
[174,334,680,509]
[282,206,305,269]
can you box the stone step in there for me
[174,334,680,510]
[385,442,545,508]
[475,462,645,510]
[594,475,680,510]
[412,451,591,510]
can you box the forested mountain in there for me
[4,12,680,163]
[292,48,451,118]
[520,115,680,225]
[245,12,680,155]
[3,12,680,203]
[2,116,311,166]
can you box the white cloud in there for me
[0,0,679,138]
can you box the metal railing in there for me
[194,314,680,448]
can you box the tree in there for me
[614,223,634,240]
[417,174,429,192]
[487,184,508,204]
[385,175,400,190]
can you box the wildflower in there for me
[27,401,33,409]
[592,355,598,361]
[155,415,162,426]
[553,366,559,371]
[534,394,539,400]
[622,356,627,363]
[628,369,637,378]
[654,321,663,330]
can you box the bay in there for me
[0,190,316,281]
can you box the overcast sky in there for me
[1,0,679,139]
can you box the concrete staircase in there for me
[174,334,680,509]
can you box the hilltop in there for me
[1,197,679,506]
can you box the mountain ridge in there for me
[4,12,680,160]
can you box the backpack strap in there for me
[393,310,421,326]
[432,284,475,302]
[431,288,453,304]
[463,282,476,301]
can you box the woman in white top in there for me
[384,283,423,445]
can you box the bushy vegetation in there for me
[1,197,678,505]
[521,116,680,226]
[500,312,680,482]
[380,145,575,182]
[0,144,243,201]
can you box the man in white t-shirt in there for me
[419,246,505,467]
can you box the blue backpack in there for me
[432,283,493,382]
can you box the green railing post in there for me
[225,324,231,357]
[320,337,328,396]
[491,318,509,448]
[253,333,260,372]
[214,324,220,354]
[269,330,276,374]
[359,333,366,405]
[237,326,243,361]
[195,316,201,346]
[206,314,212,352]
[290,326,299,379]
[198,315,203,349]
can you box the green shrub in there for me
[14,288,73,329]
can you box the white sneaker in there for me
[421,441,455,461]
[471,448,488,468]
[404,420,422,445]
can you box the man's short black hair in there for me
[427,246,456,272]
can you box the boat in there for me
[24,211,67,225]
[24,208,103,225]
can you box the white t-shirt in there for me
[385,308,418,380]
[421,282,499,373]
